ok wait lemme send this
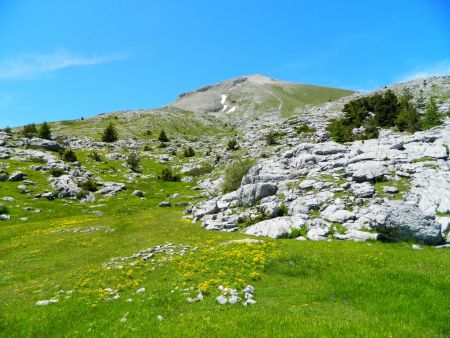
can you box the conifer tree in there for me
[102,122,119,142]
[38,122,52,140]
[422,97,442,130]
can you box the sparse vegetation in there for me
[61,149,78,162]
[296,123,316,134]
[183,146,195,157]
[49,168,65,177]
[159,167,180,181]
[127,152,142,172]
[78,178,98,192]
[226,138,239,151]
[222,158,254,193]
[88,151,102,162]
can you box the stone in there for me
[216,295,228,305]
[347,161,388,182]
[159,201,171,207]
[350,182,375,198]
[132,190,145,197]
[320,204,356,223]
[50,175,80,198]
[383,186,399,194]
[367,202,443,244]
[96,182,126,197]
[237,183,278,207]
[0,214,11,221]
[9,171,26,182]
[244,216,306,239]
[306,227,329,241]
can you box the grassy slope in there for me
[49,108,234,141]
[1,150,450,337]
[271,84,354,118]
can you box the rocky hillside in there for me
[2,75,450,248]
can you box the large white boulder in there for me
[245,216,306,238]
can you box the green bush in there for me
[22,123,37,139]
[88,151,102,162]
[37,122,52,140]
[327,90,423,143]
[296,123,316,134]
[102,122,119,142]
[127,152,142,172]
[222,158,254,193]
[159,167,180,182]
[76,189,89,200]
[61,149,77,162]
[183,164,213,177]
[227,139,239,151]
[3,126,12,133]
[183,146,195,157]
[0,204,9,214]
[78,178,98,192]
[264,131,282,145]
[49,168,65,177]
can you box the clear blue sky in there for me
[0,0,449,127]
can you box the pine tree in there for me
[37,122,52,140]
[395,93,420,133]
[102,122,119,142]
[158,130,169,142]
[422,97,442,130]
[22,123,37,139]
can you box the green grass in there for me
[1,149,450,337]
[47,108,235,141]
[270,84,354,118]
[374,177,411,200]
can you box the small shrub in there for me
[280,227,308,239]
[127,152,142,172]
[296,123,316,134]
[143,145,151,151]
[158,130,169,142]
[22,123,37,139]
[279,203,288,216]
[49,168,65,177]
[183,146,196,157]
[3,126,12,133]
[222,158,254,193]
[159,167,180,182]
[227,138,239,151]
[62,149,77,162]
[264,131,280,145]
[37,122,52,140]
[102,122,119,142]
[78,178,98,192]
[76,189,89,200]
[183,164,213,177]
[0,204,9,214]
[88,151,102,162]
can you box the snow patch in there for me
[227,106,236,114]
[221,94,227,105]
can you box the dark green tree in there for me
[326,118,353,143]
[422,97,442,130]
[102,122,119,142]
[62,149,78,162]
[37,122,52,140]
[396,93,420,133]
[157,130,169,142]
[183,146,195,157]
[127,152,142,172]
[22,123,37,139]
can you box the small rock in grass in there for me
[242,299,257,306]
[412,244,422,250]
[0,214,11,221]
[136,288,146,294]
[383,186,399,194]
[132,190,145,197]
[228,295,240,304]
[159,201,171,207]
[36,298,58,306]
[156,315,164,321]
[216,295,228,305]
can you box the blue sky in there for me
[0,0,449,127]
